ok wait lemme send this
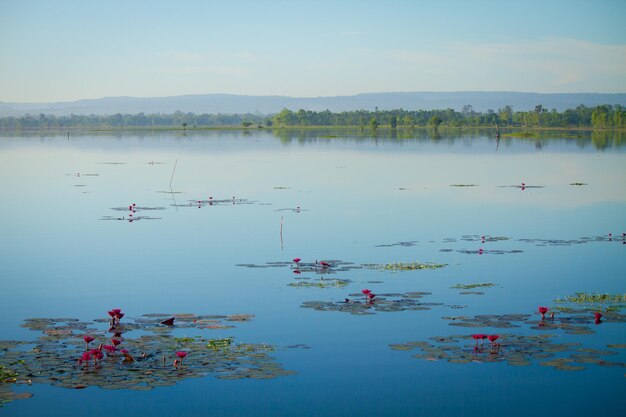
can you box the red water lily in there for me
[538,306,549,319]
[175,351,188,364]
[362,289,372,295]
[103,345,117,355]
[111,338,122,347]
[83,335,95,349]
[293,258,301,264]
[594,312,603,325]
[320,261,330,268]
[471,334,482,345]
[79,351,92,363]
[488,335,499,345]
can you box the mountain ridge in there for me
[1,92,625,117]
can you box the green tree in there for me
[591,106,609,128]
[428,116,442,129]
[369,117,379,131]
[534,104,543,127]
[498,105,513,125]
[390,116,397,129]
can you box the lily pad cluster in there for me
[451,283,496,290]
[451,283,496,295]
[555,292,626,306]
[102,203,165,222]
[363,262,447,271]
[301,292,442,315]
[176,197,254,208]
[390,333,625,372]
[236,260,359,275]
[288,278,351,289]
[376,233,621,252]
[0,311,294,406]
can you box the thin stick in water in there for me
[169,159,178,189]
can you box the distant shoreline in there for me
[1,125,624,134]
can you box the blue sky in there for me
[1,0,625,102]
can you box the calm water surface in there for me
[0,130,625,416]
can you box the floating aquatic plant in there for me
[390,333,625,372]
[0,311,294,401]
[375,241,419,248]
[288,278,351,289]
[174,197,255,208]
[451,283,496,290]
[301,292,442,315]
[236,259,358,274]
[455,249,523,255]
[0,365,17,385]
[363,262,447,271]
[555,293,626,305]
[450,184,478,187]
[1,363,31,408]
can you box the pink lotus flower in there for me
[103,345,117,355]
[175,351,188,364]
[594,312,603,325]
[79,351,92,365]
[538,306,549,319]
[93,350,104,364]
[83,335,95,349]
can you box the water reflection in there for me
[1,128,625,150]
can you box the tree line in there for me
[0,104,624,129]
[271,104,624,129]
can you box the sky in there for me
[1,0,625,103]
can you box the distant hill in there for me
[1,92,625,117]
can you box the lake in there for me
[0,129,625,416]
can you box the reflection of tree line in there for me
[271,128,624,150]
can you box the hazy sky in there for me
[1,0,625,102]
